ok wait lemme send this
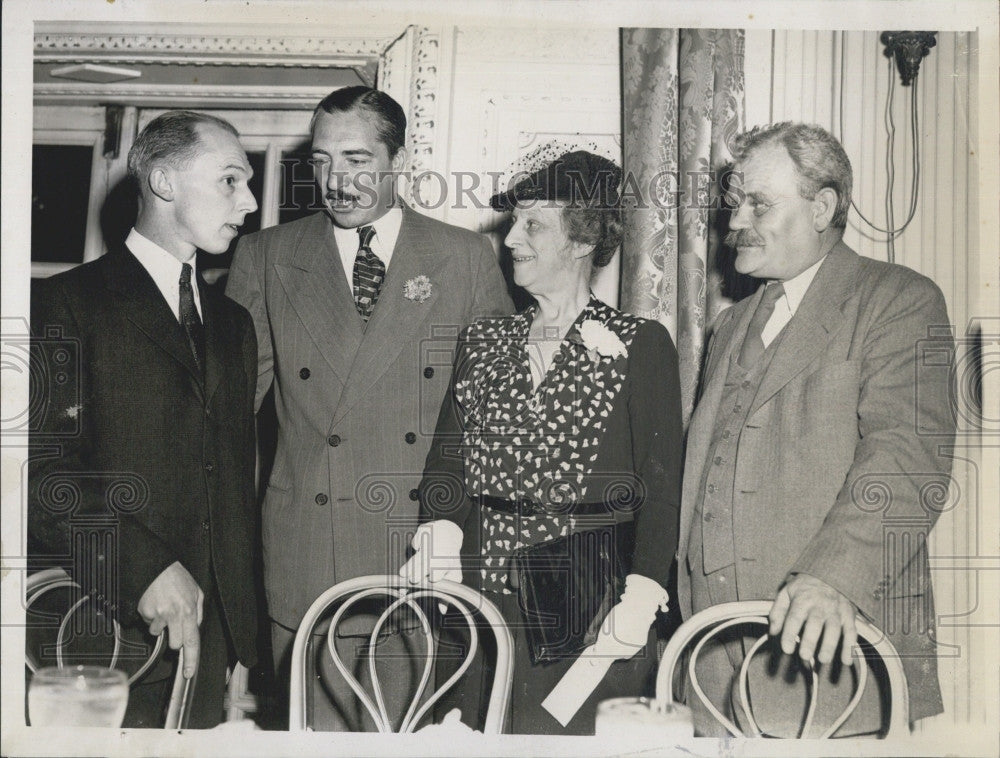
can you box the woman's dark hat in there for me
[490,150,622,211]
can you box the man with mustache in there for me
[677,122,954,736]
[30,111,261,727]
[226,86,512,729]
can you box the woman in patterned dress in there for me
[400,151,682,734]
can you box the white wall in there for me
[411,24,623,304]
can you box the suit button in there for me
[713,456,723,465]
[423,367,434,379]
[202,519,210,531]
[204,461,215,473]
[315,493,328,506]
[327,434,341,447]
[703,512,714,522]
[733,404,742,413]
[299,367,311,380]
[707,484,716,494]
[721,430,731,439]
[409,488,420,501]
[405,432,416,444]
[742,380,751,389]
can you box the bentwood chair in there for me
[223,663,257,722]
[655,600,910,739]
[25,568,195,728]
[289,575,514,733]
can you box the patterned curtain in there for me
[621,29,748,426]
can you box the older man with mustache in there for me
[677,122,954,737]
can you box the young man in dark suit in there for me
[226,86,512,729]
[30,111,260,728]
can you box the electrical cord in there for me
[837,32,923,258]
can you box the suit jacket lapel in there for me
[201,289,230,407]
[103,246,205,401]
[678,300,750,557]
[274,213,363,385]
[334,205,449,424]
[680,244,857,563]
[750,242,857,415]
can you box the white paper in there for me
[540,649,613,727]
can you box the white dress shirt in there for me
[761,255,827,348]
[332,206,403,286]
[126,228,202,321]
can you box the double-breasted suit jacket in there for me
[677,242,955,721]
[29,246,260,671]
[226,206,512,629]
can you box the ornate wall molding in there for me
[35,32,395,73]
[405,28,442,201]
[34,83,334,110]
[480,90,622,159]
[33,26,417,108]
[377,26,416,121]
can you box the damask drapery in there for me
[620,29,748,426]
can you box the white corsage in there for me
[577,320,627,359]
[403,275,433,303]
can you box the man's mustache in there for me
[726,230,765,248]
[326,191,359,202]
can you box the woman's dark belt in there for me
[475,494,615,517]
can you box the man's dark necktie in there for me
[179,262,205,374]
[352,225,385,322]
[737,281,785,368]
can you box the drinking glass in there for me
[595,696,694,742]
[28,665,128,727]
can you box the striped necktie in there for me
[352,225,385,322]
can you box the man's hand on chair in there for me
[138,561,203,678]
[768,574,857,668]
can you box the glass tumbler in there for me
[28,665,128,727]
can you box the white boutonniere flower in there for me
[577,320,627,360]
[403,275,434,303]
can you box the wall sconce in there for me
[880,31,937,86]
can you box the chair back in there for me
[655,600,910,739]
[289,575,513,733]
[25,568,194,729]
